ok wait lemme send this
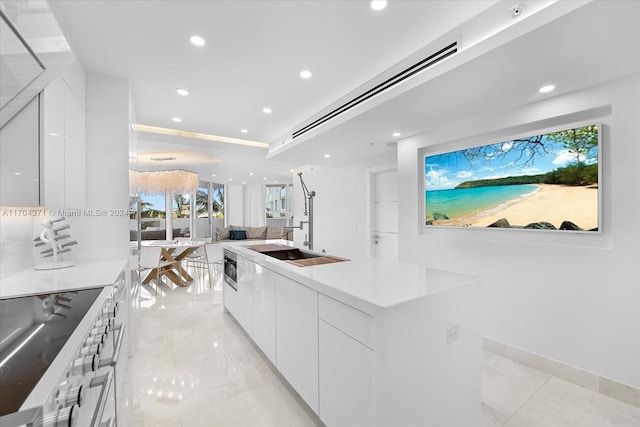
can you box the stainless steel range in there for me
[0,272,128,427]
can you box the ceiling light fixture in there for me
[299,70,312,79]
[130,170,199,196]
[132,124,269,148]
[249,172,254,176]
[190,35,205,46]
[211,174,216,177]
[392,132,401,137]
[262,107,272,114]
[13,172,21,176]
[241,129,248,133]
[324,154,331,158]
[371,0,387,11]
[171,117,182,123]
[176,88,190,96]
[539,84,556,93]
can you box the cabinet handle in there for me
[89,370,113,427]
[98,323,125,368]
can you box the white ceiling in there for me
[48,1,639,185]
[272,0,640,165]
[49,0,498,184]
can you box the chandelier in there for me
[129,169,199,196]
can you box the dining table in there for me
[140,240,205,286]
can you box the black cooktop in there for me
[0,287,102,416]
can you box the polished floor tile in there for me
[121,270,640,427]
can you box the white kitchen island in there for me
[222,240,483,427]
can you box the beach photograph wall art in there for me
[424,124,599,232]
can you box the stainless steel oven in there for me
[223,249,237,291]
[0,277,128,427]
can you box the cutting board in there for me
[285,256,349,267]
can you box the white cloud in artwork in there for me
[426,169,456,190]
[552,150,577,165]
[500,142,514,152]
[457,170,473,179]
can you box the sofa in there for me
[215,225,293,242]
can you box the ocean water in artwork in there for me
[425,184,540,223]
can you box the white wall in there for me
[303,74,639,388]
[398,74,640,387]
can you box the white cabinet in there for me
[236,254,254,335]
[252,265,276,364]
[318,294,375,427]
[319,320,374,427]
[42,76,86,208]
[223,281,238,319]
[0,95,40,206]
[275,274,319,413]
[63,83,86,208]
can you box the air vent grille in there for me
[292,41,458,140]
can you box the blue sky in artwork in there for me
[425,135,598,191]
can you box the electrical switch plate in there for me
[446,325,459,344]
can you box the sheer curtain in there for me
[243,184,266,227]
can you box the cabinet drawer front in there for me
[318,294,374,350]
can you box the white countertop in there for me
[223,240,479,315]
[0,259,128,298]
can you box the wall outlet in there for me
[446,325,459,344]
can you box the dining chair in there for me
[139,246,182,293]
[186,243,222,287]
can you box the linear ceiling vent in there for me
[292,41,458,140]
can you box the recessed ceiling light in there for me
[190,35,205,46]
[392,132,401,137]
[49,132,58,136]
[240,129,248,133]
[176,88,190,96]
[371,0,387,11]
[171,117,182,123]
[274,180,278,183]
[263,177,267,180]
[262,107,272,114]
[539,84,555,93]
[228,178,233,181]
[242,182,246,184]
[211,174,216,177]
[324,154,331,158]
[249,172,254,176]
[299,70,312,79]
[13,172,21,176]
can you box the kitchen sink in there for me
[263,248,321,261]
[246,244,349,267]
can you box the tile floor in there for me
[120,271,640,427]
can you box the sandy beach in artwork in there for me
[440,184,598,230]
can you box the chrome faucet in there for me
[286,172,315,250]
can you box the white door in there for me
[372,169,398,260]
